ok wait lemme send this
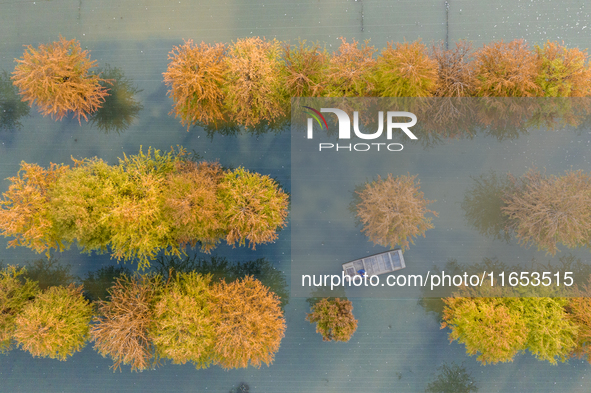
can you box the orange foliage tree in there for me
[354,174,437,250]
[12,36,110,122]
[211,276,286,369]
[431,40,477,97]
[164,161,226,252]
[473,39,542,97]
[224,37,285,127]
[501,169,591,255]
[280,40,328,98]
[373,40,438,97]
[91,274,159,372]
[306,298,358,342]
[0,162,68,254]
[163,40,227,129]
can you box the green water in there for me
[1,0,591,392]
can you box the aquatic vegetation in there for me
[535,41,591,97]
[325,37,377,97]
[218,167,289,249]
[11,36,110,122]
[90,274,159,372]
[224,37,285,127]
[211,276,285,368]
[13,284,92,361]
[306,297,357,342]
[354,174,437,250]
[150,272,215,368]
[163,40,227,129]
[473,39,542,97]
[501,169,591,255]
[0,265,39,353]
[373,40,438,97]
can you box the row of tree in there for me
[163,38,591,128]
[0,147,289,269]
[0,263,286,371]
[11,36,591,129]
[441,282,591,366]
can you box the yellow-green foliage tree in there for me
[12,36,110,122]
[211,276,286,369]
[501,169,591,255]
[224,37,285,127]
[441,290,528,364]
[106,148,181,267]
[354,174,437,250]
[163,161,225,253]
[567,281,591,363]
[218,167,289,249]
[520,296,577,364]
[325,37,377,97]
[49,157,123,253]
[0,162,68,254]
[306,298,358,342]
[13,284,92,360]
[90,274,159,372]
[280,40,328,98]
[535,41,591,97]
[163,40,227,128]
[373,41,438,97]
[473,39,542,97]
[0,265,39,353]
[0,148,290,269]
[150,272,215,368]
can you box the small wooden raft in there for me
[342,249,406,278]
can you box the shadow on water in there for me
[90,65,144,134]
[0,70,30,144]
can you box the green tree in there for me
[0,265,39,353]
[150,272,215,368]
[306,298,358,342]
[13,284,92,360]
